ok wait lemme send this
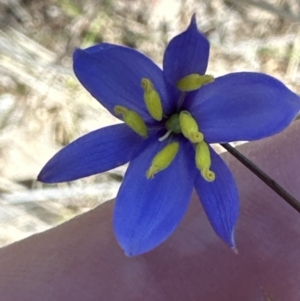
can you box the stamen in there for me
[201,168,216,182]
[176,92,187,110]
[141,78,163,121]
[146,142,179,179]
[176,74,214,92]
[179,111,203,143]
[158,130,172,142]
[114,105,148,138]
[195,140,215,182]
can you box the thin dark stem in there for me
[221,143,300,213]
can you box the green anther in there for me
[176,74,214,92]
[146,142,179,179]
[141,78,163,121]
[114,105,148,138]
[179,111,204,143]
[195,141,215,182]
[165,113,182,134]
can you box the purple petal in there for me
[38,124,143,183]
[194,147,239,247]
[163,15,210,86]
[114,136,195,256]
[73,44,176,123]
[186,72,300,143]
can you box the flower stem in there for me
[176,92,187,110]
[221,143,300,213]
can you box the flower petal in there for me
[38,124,143,183]
[163,15,210,86]
[194,147,239,247]
[186,72,300,143]
[73,44,175,123]
[114,137,195,256]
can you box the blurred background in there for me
[0,0,299,247]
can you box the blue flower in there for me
[38,15,300,256]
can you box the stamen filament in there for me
[177,92,187,110]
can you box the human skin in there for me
[0,120,300,301]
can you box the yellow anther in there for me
[114,105,148,138]
[179,111,204,143]
[195,141,215,182]
[141,78,163,121]
[201,168,216,182]
[176,74,214,92]
[146,142,179,179]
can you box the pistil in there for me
[158,130,172,142]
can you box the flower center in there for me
[161,109,214,182]
[164,111,204,143]
[165,113,181,134]
[113,74,215,182]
